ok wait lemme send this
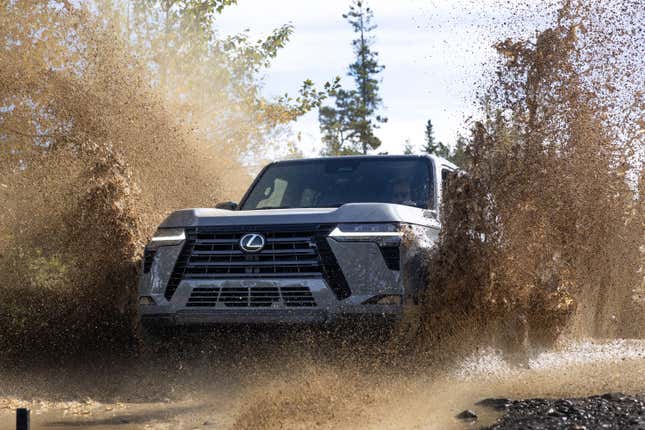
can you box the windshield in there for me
[241,157,434,210]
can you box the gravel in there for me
[478,393,645,430]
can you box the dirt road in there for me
[0,337,643,430]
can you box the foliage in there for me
[422,119,450,158]
[319,89,362,155]
[403,139,414,155]
[450,135,469,167]
[404,119,466,166]
[116,0,333,167]
[318,0,386,155]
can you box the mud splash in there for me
[418,0,644,360]
[0,338,642,430]
[0,1,284,357]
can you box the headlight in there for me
[149,228,186,247]
[335,223,400,234]
[329,224,403,242]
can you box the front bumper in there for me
[139,228,408,327]
[140,277,403,326]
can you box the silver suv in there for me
[139,155,456,329]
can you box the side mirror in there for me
[215,201,238,210]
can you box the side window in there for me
[441,168,456,191]
[441,168,452,184]
[425,163,436,210]
[257,177,288,208]
[439,168,455,216]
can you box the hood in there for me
[158,203,439,229]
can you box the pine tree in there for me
[422,119,450,157]
[450,135,469,167]
[403,138,414,154]
[344,0,387,154]
[319,106,343,155]
[318,1,386,155]
[319,89,359,155]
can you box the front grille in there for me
[186,286,316,308]
[165,224,350,301]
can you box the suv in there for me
[139,155,456,329]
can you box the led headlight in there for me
[149,228,186,247]
[331,223,402,236]
[328,224,404,247]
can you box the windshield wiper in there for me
[253,206,292,210]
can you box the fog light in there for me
[363,294,402,305]
[139,296,155,305]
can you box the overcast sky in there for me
[214,0,549,157]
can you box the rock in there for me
[477,398,513,411]
[456,409,478,421]
[601,392,626,401]
[547,407,565,417]
[479,393,645,430]
[555,399,574,408]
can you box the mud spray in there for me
[0,0,265,357]
[0,0,643,429]
[416,0,645,360]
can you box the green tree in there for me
[319,89,359,155]
[318,0,386,155]
[422,119,449,157]
[344,0,387,154]
[450,134,469,167]
[319,106,344,155]
[113,0,334,164]
[403,139,414,154]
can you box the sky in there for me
[214,0,548,157]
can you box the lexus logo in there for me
[240,233,265,253]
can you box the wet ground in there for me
[480,393,645,430]
[0,337,643,430]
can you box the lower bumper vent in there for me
[186,286,317,308]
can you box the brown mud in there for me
[417,0,644,361]
[0,338,643,429]
[0,1,255,357]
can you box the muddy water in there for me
[0,339,643,430]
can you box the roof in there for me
[271,154,459,169]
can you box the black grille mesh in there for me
[164,224,350,301]
[186,286,316,308]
